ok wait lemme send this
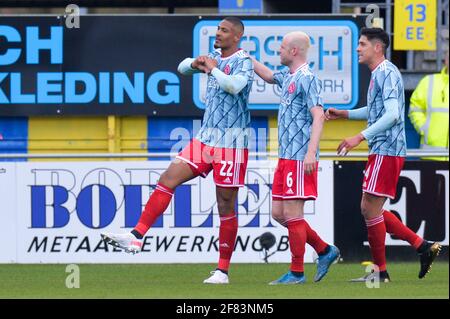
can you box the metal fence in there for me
[0,149,448,159]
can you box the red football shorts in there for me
[362,154,405,199]
[176,138,248,187]
[272,158,318,201]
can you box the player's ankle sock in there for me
[383,210,423,249]
[216,268,228,275]
[366,215,387,272]
[287,218,307,273]
[318,245,330,256]
[131,229,143,239]
[304,220,329,255]
[133,183,174,236]
[217,213,238,272]
[416,240,431,254]
[291,271,304,277]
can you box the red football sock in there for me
[383,210,423,249]
[366,215,387,272]
[278,218,328,254]
[134,183,174,236]
[304,220,328,254]
[218,213,238,272]
[287,218,307,273]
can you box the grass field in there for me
[0,262,448,299]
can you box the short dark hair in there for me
[223,16,244,34]
[360,27,390,53]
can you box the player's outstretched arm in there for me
[347,106,368,120]
[360,99,399,141]
[329,106,369,155]
[251,57,275,84]
[337,101,398,156]
[324,107,349,120]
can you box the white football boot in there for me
[101,232,142,254]
[203,270,229,284]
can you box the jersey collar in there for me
[220,48,243,60]
[290,62,308,75]
[372,59,388,73]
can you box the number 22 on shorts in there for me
[220,160,233,177]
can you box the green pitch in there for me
[0,262,447,299]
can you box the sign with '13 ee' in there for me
[394,0,437,50]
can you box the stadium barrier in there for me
[0,149,448,159]
[0,149,447,264]
[0,159,333,264]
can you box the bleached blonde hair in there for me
[284,31,311,56]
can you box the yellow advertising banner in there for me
[394,0,436,50]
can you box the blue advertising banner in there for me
[0,15,368,116]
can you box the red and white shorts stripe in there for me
[362,154,405,199]
[272,158,318,201]
[177,138,248,188]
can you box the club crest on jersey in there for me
[369,79,374,90]
[224,65,231,75]
[288,82,296,94]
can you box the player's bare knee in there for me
[270,200,284,224]
[158,171,169,184]
[158,170,177,188]
[272,215,285,226]
[360,200,372,219]
[217,200,234,216]
[271,209,284,223]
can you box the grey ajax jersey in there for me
[273,63,323,161]
[196,49,254,149]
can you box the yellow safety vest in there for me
[409,67,449,161]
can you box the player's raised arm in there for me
[251,57,276,84]
[177,56,208,75]
[203,56,251,95]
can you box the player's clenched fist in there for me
[325,107,348,120]
[203,57,218,74]
[191,56,209,72]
